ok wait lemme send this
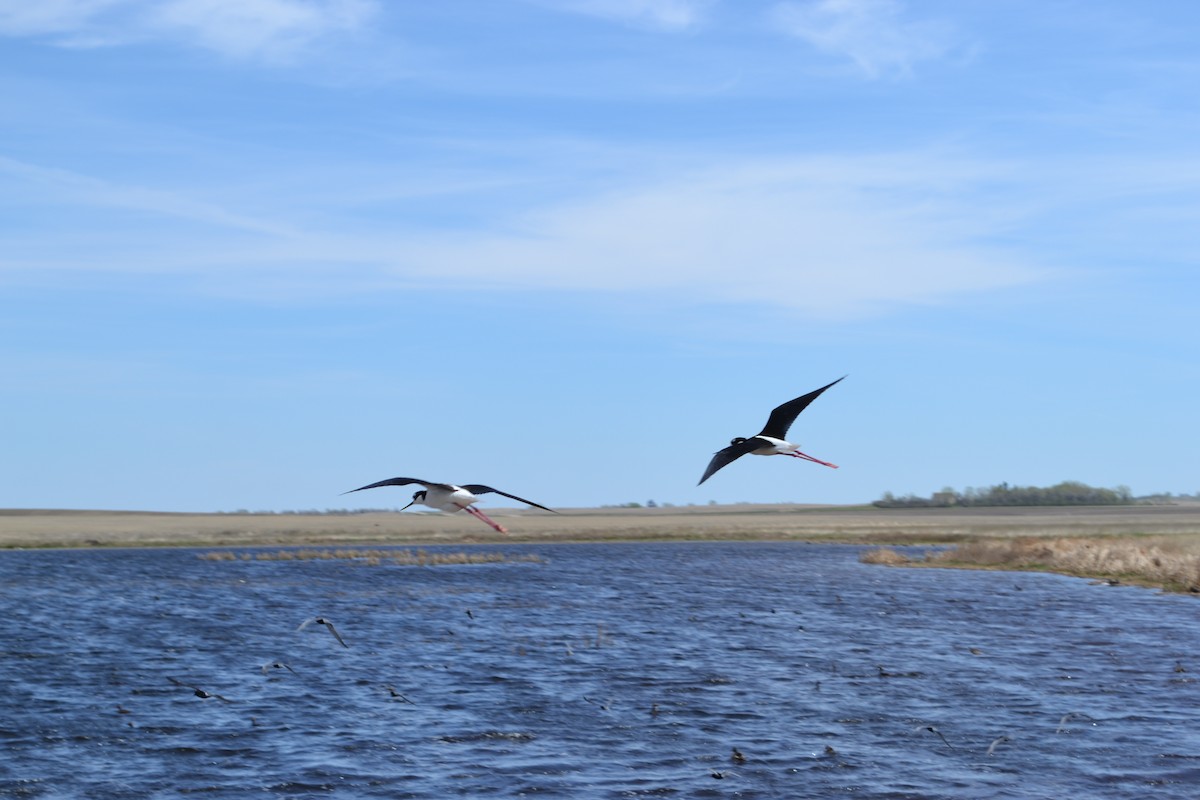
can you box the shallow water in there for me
[1,542,1198,798]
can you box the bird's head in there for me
[730,437,747,446]
[401,490,426,510]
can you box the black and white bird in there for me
[344,477,556,534]
[297,616,349,648]
[168,676,234,702]
[698,377,845,486]
[260,660,298,676]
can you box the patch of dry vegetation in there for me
[861,536,1200,594]
[858,547,913,565]
[198,548,542,566]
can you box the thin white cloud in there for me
[769,0,958,78]
[536,0,713,31]
[377,156,1043,317]
[0,155,297,237]
[0,0,378,63]
[0,150,1050,318]
[145,0,377,63]
[0,1,124,37]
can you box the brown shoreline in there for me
[3,503,1199,550]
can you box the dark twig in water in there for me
[583,696,612,711]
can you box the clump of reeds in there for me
[198,548,542,566]
[858,547,914,566]
[863,535,1200,594]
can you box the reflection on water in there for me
[2,542,1199,798]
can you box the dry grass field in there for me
[7,503,1200,593]
[3,503,1199,549]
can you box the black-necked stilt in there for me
[297,616,349,648]
[698,376,845,486]
[260,660,298,676]
[168,676,234,702]
[386,686,416,704]
[986,735,1012,756]
[1056,712,1095,733]
[914,724,955,749]
[344,477,556,534]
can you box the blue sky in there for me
[3,0,1198,512]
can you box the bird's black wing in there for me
[322,620,349,648]
[343,477,442,494]
[758,376,845,440]
[697,438,766,486]
[460,485,558,513]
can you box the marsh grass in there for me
[862,536,1200,594]
[858,547,915,566]
[198,548,543,566]
[8,504,1200,549]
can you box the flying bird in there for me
[297,616,349,648]
[1056,712,1095,733]
[344,477,556,534]
[914,725,955,750]
[986,735,1012,756]
[386,685,417,704]
[698,376,845,486]
[260,660,298,676]
[168,677,234,702]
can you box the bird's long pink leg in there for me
[462,504,508,534]
[788,451,839,469]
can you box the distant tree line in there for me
[873,481,1134,508]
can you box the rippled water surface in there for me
[2,542,1199,798]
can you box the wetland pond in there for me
[2,541,1198,798]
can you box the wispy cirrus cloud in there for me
[0,1,121,37]
[373,155,1043,318]
[0,147,1049,319]
[533,0,714,31]
[0,0,378,63]
[769,0,962,78]
[0,155,297,237]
